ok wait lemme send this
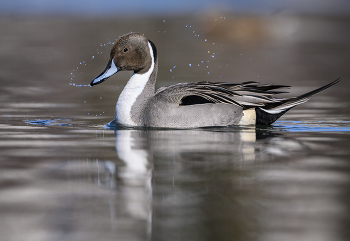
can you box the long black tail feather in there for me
[255,78,341,125]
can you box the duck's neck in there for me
[116,41,158,126]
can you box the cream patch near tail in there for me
[238,108,256,125]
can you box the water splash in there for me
[70,39,116,88]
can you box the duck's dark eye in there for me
[123,48,128,52]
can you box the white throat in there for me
[116,42,155,126]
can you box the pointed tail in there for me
[255,78,340,125]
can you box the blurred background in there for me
[1,0,349,119]
[1,0,350,16]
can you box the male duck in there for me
[90,32,340,128]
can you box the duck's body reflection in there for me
[111,127,260,239]
[56,126,314,241]
[110,126,314,240]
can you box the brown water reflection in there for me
[1,13,350,241]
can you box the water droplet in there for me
[100,97,102,99]
[173,65,176,68]
[84,101,86,103]
[211,55,214,58]
[189,64,191,66]
[163,20,165,22]
[170,69,172,72]
[201,61,204,63]
[186,25,188,27]
[92,56,95,59]
[205,39,207,41]
[207,72,210,74]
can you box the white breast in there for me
[115,42,155,126]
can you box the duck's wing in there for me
[155,81,290,108]
[154,78,340,125]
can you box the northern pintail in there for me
[90,32,340,128]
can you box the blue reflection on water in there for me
[26,119,71,127]
[274,120,350,132]
[26,118,350,132]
